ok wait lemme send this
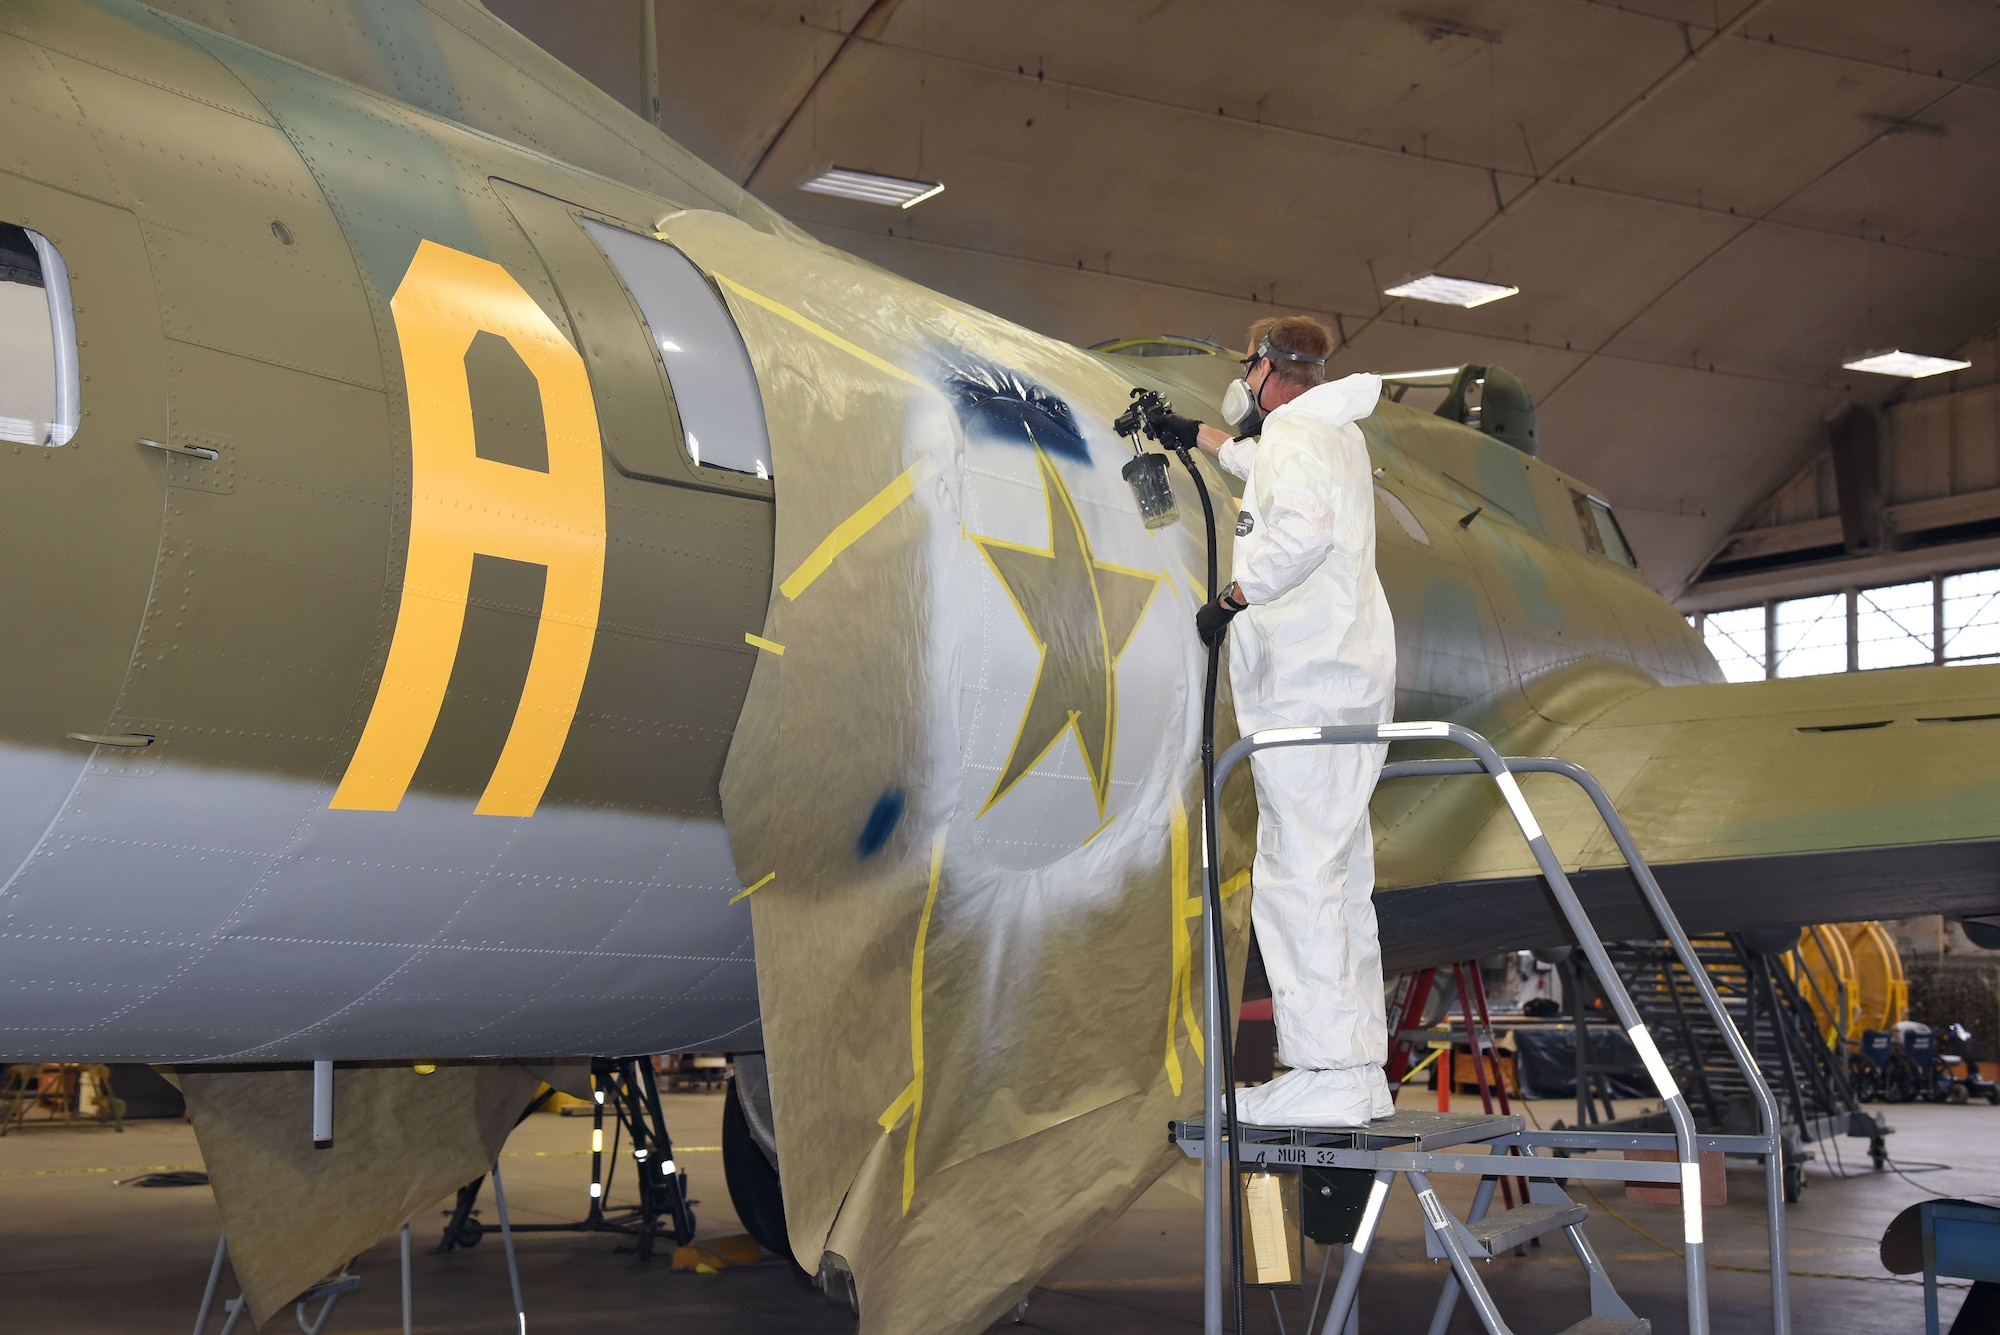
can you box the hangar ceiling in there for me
[482,0,2000,597]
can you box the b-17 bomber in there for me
[1,3,1996,1331]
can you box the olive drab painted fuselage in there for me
[0,1,1708,1062]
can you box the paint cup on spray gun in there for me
[1113,388,1182,529]
[1121,452,1180,529]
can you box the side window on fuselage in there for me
[577,218,772,479]
[1570,487,1638,569]
[1569,488,1605,557]
[0,223,78,448]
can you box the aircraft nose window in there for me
[0,223,78,448]
[579,218,772,479]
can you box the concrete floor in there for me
[1,1092,1991,1333]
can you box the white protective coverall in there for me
[1217,372,1397,1128]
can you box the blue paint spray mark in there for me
[857,789,907,858]
[944,362,1091,461]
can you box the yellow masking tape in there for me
[780,461,927,599]
[728,871,775,905]
[715,276,926,389]
[878,827,948,1214]
[744,632,785,655]
[1080,812,1118,847]
[879,1079,916,1131]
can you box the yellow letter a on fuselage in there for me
[332,240,607,817]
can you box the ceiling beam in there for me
[1536,47,2000,410]
[741,0,911,190]
[1564,0,2000,88]
[802,22,1999,268]
[1338,0,1778,354]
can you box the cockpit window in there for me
[1571,488,1637,568]
[0,223,78,448]
[578,218,772,479]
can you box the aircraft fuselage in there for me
[0,1,1710,1062]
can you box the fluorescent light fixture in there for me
[1841,349,1971,378]
[1384,274,1519,308]
[799,166,945,209]
[1381,366,1461,386]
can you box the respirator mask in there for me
[1220,376,1261,433]
[1224,337,1330,437]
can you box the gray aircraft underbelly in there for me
[0,744,758,1063]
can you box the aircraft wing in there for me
[1373,660,2000,971]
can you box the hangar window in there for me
[1692,575,2000,680]
[579,218,772,479]
[1699,606,1766,682]
[1854,581,1934,670]
[1773,594,1847,678]
[1943,569,2000,663]
[0,223,78,448]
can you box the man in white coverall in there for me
[1151,315,1396,1128]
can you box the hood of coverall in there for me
[1262,372,1384,435]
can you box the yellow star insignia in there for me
[970,449,1162,816]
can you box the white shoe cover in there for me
[1235,1065,1395,1129]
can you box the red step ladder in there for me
[1385,960,1528,1209]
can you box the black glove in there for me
[1143,402,1202,453]
[1196,588,1245,648]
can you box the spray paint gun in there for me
[1114,387,1186,529]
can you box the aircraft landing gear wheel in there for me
[723,1076,793,1264]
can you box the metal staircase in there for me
[1176,721,1794,1335]
[1570,936,1888,1199]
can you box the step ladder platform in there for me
[1174,1107,1523,1154]
[1337,1108,1525,1150]
[1463,1199,1586,1255]
[1554,1319,1650,1335]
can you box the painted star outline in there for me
[968,449,1162,817]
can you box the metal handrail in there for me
[1378,752,1789,1335]
[1201,721,1787,1335]
[1802,925,1849,1054]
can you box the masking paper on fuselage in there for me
[675,210,1255,1333]
[178,1063,540,1326]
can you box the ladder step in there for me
[1462,1200,1587,1255]
[1553,1319,1650,1335]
